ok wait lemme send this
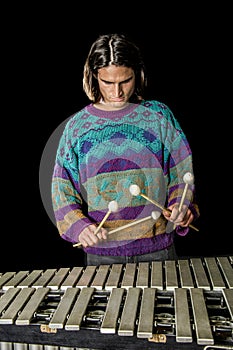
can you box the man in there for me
[52,33,200,265]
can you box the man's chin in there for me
[110,101,128,109]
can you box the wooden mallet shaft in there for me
[129,184,198,231]
[73,200,118,248]
[107,213,157,235]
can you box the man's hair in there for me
[83,33,147,103]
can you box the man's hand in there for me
[78,224,108,247]
[163,203,194,227]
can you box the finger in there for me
[80,230,99,247]
[173,204,189,222]
[176,210,194,227]
[100,228,108,239]
[169,205,179,222]
[80,235,96,247]
[96,229,108,241]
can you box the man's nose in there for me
[113,84,122,96]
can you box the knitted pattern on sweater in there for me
[52,100,199,256]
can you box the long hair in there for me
[83,33,147,103]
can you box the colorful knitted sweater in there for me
[52,100,199,256]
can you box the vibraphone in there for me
[0,256,232,350]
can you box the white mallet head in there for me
[129,184,141,196]
[108,200,119,212]
[183,172,194,185]
[151,211,161,220]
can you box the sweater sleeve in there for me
[157,102,200,232]
[51,121,93,244]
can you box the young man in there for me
[51,33,200,265]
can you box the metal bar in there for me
[121,263,137,289]
[150,261,163,290]
[29,345,43,350]
[46,268,70,290]
[0,342,13,350]
[222,288,233,319]
[174,288,192,343]
[137,287,156,338]
[217,256,233,289]
[190,288,214,345]
[0,288,21,314]
[75,266,97,288]
[44,346,59,350]
[60,266,83,290]
[204,257,226,290]
[105,264,123,290]
[165,260,178,290]
[178,259,194,288]
[191,258,210,290]
[101,288,124,334]
[118,287,141,336]
[13,344,28,350]
[91,265,110,290]
[136,262,149,288]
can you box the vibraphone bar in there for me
[0,256,232,350]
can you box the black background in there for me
[3,5,232,272]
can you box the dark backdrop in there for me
[3,6,232,272]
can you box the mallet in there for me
[129,183,199,231]
[73,200,118,248]
[107,210,161,235]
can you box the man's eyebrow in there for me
[99,76,134,83]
